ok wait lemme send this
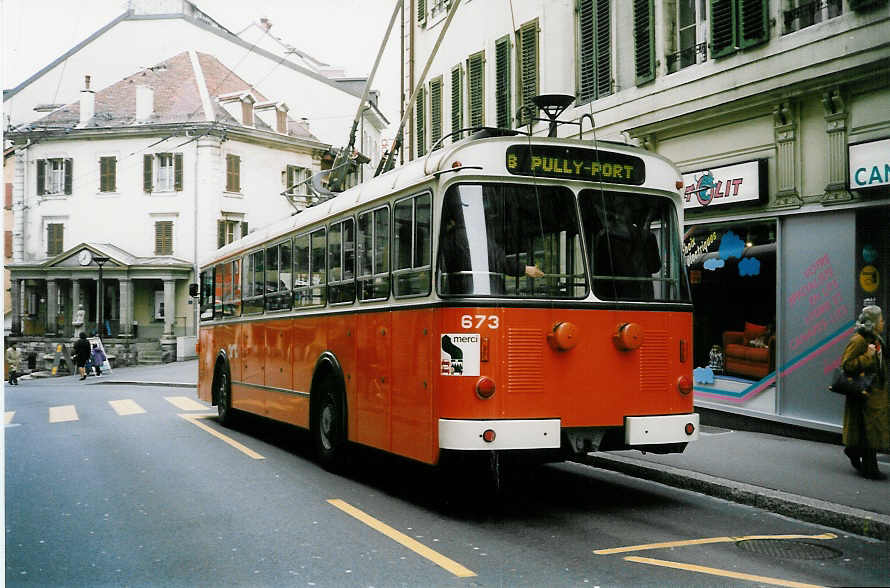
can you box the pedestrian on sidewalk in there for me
[73,332,91,381]
[90,344,106,377]
[840,305,888,480]
[6,342,22,385]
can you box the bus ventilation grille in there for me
[507,328,545,394]
[640,330,669,393]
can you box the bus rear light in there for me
[685,422,696,436]
[482,429,496,443]
[476,376,496,399]
[613,323,643,351]
[547,321,579,351]
[678,376,692,395]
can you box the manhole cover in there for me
[736,539,841,560]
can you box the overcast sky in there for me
[2,0,402,128]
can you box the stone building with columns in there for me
[6,50,328,364]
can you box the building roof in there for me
[20,51,318,141]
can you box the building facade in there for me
[404,0,890,432]
[6,51,328,363]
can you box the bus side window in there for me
[294,229,326,307]
[232,258,242,316]
[221,261,234,316]
[357,206,390,301]
[393,192,432,298]
[200,268,214,320]
[265,239,293,312]
[328,219,355,304]
[243,250,265,314]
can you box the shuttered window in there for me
[46,223,64,255]
[430,77,443,150]
[155,221,173,255]
[36,158,72,195]
[633,0,655,84]
[99,156,117,192]
[417,0,426,24]
[516,20,539,128]
[145,153,182,192]
[467,51,485,129]
[226,154,241,192]
[415,87,426,158]
[711,0,768,59]
[451,65,463,141]
[577,0,611,103]
[495,35,512,129]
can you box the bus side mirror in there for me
[189,283,199,297]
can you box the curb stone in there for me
[574,453,890,541]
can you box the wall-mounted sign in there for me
[849,139,890,189]
[859,265,880,293]
[681,160,766,210]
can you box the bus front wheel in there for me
[313,375,346,470]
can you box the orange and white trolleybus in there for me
[196,128,699,472]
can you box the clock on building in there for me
[78,250,93,266]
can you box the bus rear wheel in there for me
[216,364,235,426]
[314,376,346,470]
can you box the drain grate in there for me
[736,539,842,560]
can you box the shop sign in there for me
[849,139,890,189]
[681,160,765,210]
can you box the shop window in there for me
[685,219,777,414]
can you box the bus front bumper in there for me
[439,419,561,450]
[624,413,700,445]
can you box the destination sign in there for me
[506,145,645,185]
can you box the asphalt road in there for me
[6,376,888,587]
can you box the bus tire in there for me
[215,362,236,426]
[313,373,346,470]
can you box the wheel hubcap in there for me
[320,404,334,450]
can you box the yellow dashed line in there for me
[109,399,147,416]
[179,414,264,459]
[327,499,476,578]
[49,405,78,423]
[164,396,208,411]
[624,556,826,588]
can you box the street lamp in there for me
[93,256,110,336]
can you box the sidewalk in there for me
[64,361,890,540]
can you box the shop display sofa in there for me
[722,322,775,380]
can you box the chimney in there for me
[79,75,95,124]
[136,85,154,121]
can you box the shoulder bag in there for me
[828,367,874,396]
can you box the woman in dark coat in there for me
[73,332,92,381]
[840,305,888,480]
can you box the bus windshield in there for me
[578,190,691,302]
[437,183,587,298]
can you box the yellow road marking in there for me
[327,499,476,578]
[109,399,146,416]
[49,405,79,423]
[165,396,207,411]
[5,411,15,425]
[624,556,826,588]
[178,414,264,460]
[594,532,837,555]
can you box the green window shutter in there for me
[577,0,610,102]
[467,51,485,128]
[430,78,442,150]
[109,157,116,192]
[47,224,63,255]
[495,35,512,129]
[451,66,463,141]
[415,87,426,157]
[241,221,248,239]
[710,0,737,59]
[100,157,117,192]
[218,220,226,249]
[64,158,73,195]
[595,0,611,98]
[143,155,153,192]
[633,0,655,84]
[517,21,538,128]
[36,159,46,196]
[417,0,426,24]
[174,152,184,191]
[156,221,172,255]
[738,0,769,49]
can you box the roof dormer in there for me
[254,101,289,134]
[217,91,256,127]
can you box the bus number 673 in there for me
[461,315,499,329]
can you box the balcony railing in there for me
[666,42,708,75]
[783,0,842,34]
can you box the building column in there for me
[46,279,58,335]
[773,101,800,208]
[821,88,852,204]
[10,278,22,335]
[118,279,132,337]
[163,279,176,336]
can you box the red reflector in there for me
[677,375,692,395]
[452,160,462,168]
[676,179,685,190]
[482,429,496,443]
[476,376,496,399]
[685,423,695,436]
